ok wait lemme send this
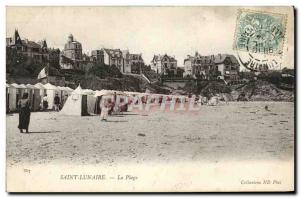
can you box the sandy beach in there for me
[6,102,294,167]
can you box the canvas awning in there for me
[124,91,139,95]
[57,86,68,91]
[26,84,37,89]
[43,83,59,90]
[34,83,46,89]
[19,84,28,89]
[65,87,74,92]
[10,83,23,88]
[94,90,110,97]
[94,89,127,97]
[83,89,95,95]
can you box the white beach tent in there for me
[34,83,46,97]
[57,86,66,99]
[57,86,71,106]
[94,90,130,114]
[43,83,60,110]
[8,83,18,111]
[26,84,42,111]
[83,89,97,114]
[93,90,115,115]
[8,83,28,111]
[60,85,96,116]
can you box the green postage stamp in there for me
[234,9,287,56]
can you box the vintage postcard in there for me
[6,6,295,192]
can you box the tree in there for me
[6,47,50,77]
[87,63,123,79]
[48,48,61,69]
[176,67,184,78]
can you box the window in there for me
[224,59,230,65]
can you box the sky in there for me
[6,6,294,68]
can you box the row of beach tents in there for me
[6,82,74,112]
[59,85,215,116]
[59,85,158,116]
[5,82,155,115]
[6,82,220,116]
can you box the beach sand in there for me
[6,102,294,167]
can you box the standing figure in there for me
[111,92,117,114]
[18,93,31,133]
[100,99,110,121]
[42,94,48,110]
[54,93,60,111]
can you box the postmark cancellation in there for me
[233,9,288,71]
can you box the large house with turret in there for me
[6,29,49,64]
[60,34,84,70]
[150,54,177,76]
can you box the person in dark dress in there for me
[54,93,60,111]
[18,93,31,133]
[42,94,48,110]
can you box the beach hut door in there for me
[16,89,20,108]
[81,95,88,116]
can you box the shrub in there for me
[87,63,122,78]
